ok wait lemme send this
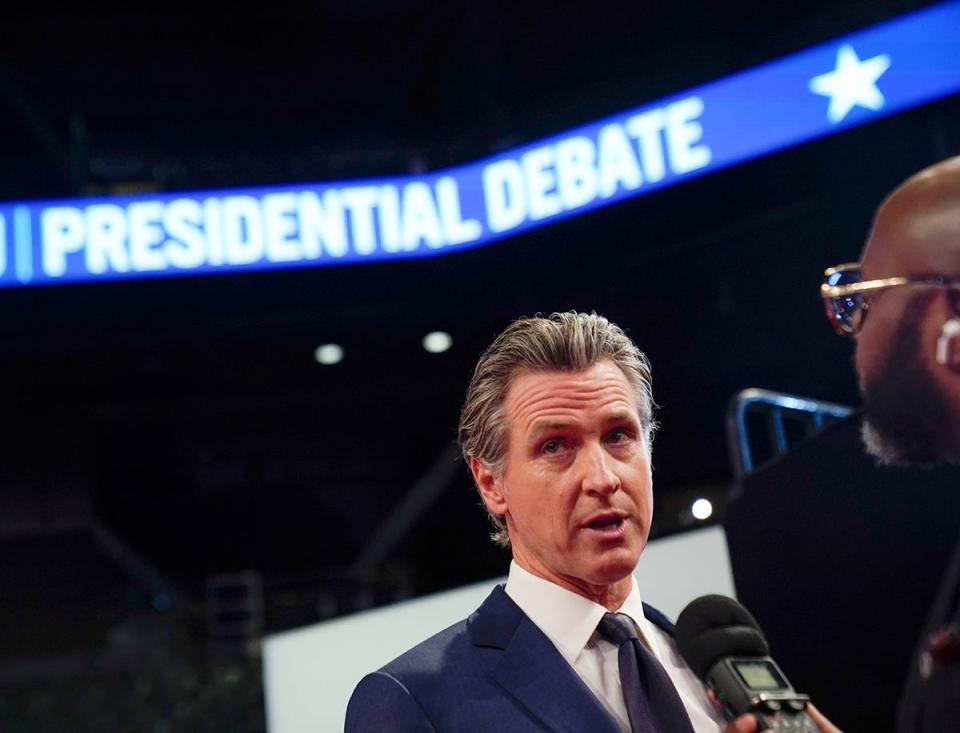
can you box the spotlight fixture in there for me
[422,331,452,354]
[314,343,344,365]
[691,498,713,521]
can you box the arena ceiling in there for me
[0,0,956,626]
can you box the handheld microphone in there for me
[675,595,819,733]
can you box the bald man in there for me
[823,155,960,464]
[819,155,960,731]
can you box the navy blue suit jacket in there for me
[344,584,679,732]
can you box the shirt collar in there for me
[504,560,648,666]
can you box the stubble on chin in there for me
[858,292,955,465]
[860,418,910,465]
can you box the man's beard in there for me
[860,298,956,465]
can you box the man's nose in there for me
[580,443,621,495]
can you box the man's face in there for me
[854,183,959,462]
[853,251,921,395]
[854,192,919,390]
[476,360,653,595]
[859,289,953,463]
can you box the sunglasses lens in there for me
[828,294,864,334]
[824,267,863,335]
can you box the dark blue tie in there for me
[597,612,696,733]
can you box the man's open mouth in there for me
[585,515,625,531]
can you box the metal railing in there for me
[726,388,853,481]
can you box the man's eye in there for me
[607,428,631,444]
[541,439,562,454]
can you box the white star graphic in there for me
[808,44,892,123]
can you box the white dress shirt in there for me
[505,561,727,733]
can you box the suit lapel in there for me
[642,601,676,637]
[469,586,620,733]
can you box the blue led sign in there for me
[1,0,958,288]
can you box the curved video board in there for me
[1,0,958,289]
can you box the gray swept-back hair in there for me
[458,312,656,547]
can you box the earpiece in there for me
[936,318,960,367]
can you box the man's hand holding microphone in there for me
[675,595,843,733]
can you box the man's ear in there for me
[470,457,508,516]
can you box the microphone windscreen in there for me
[675,595,770,680]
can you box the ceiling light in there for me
[314,343,344,365]
[691,498,713,521]
[422,331,452,354]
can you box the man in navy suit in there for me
[346,312,734,732]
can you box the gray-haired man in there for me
[346,312,733,732]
